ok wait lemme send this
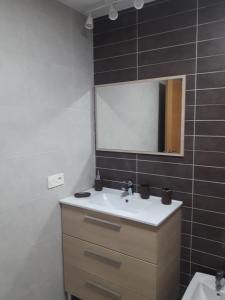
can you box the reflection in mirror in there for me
[95,76,185,156]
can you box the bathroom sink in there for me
[60,187,182,227]
[182,273,225,300]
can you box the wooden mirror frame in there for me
[95,75,186,157]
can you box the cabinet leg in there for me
[67,293,72,300]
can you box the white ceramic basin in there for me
[60,187,182,227]
[182,273,225,300]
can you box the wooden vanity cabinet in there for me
[61,204,181,300]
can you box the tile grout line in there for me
[187,104,225,107]
[188,120,225,122]
[94,35,225,62]
[183,234,225,245]
[136,8,139,81]
[191,207,225,216]
[196,86,225,91]
[98,167,193,180]
[189,0,199,277]
[98,166,225,185]
[95,59,225,75]
[194,135,225,138]
[136,154,138,192]
[186,220,224,231]
[98,158,194,166]
[95,41,196,62]
[135,0,138,192]
[94,24,197,49]
[183,219,225,231]
[182,248,225,260]
[182,209,225,220]
[191,262,218,271]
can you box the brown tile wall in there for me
[94,0,225,296]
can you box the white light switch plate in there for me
[48,173,64,189]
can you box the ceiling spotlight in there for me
[108,4,118,21]
[85,13,94,30]
[133,0,145,10]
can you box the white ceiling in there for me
[58,0,156,18]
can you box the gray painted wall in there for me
[0,0,95,299]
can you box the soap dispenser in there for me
[95,169,103,191]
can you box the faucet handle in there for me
[127,180,133,187]
[121,180,133,189]
[121,181,127,191]
[121,180,134,194]
[216,270,224,279]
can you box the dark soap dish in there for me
[74,192,91,198]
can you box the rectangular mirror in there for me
[95,75,186,156]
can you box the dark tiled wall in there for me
[94,0,225,295]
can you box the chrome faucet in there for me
[121,180,134,198]
[216,270,224,293]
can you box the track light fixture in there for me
[85,12,93,30]
[108,3,119,21]
[133,0,145,10]
[84,0,147,29]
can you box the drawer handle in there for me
[86,280,121,299]
[84,250,122,268]
[84,215,121,231]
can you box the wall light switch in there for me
[48,173,64,189]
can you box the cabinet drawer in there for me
[61,205,158,263]
[64,265,151,300]
[63,235,157,299]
